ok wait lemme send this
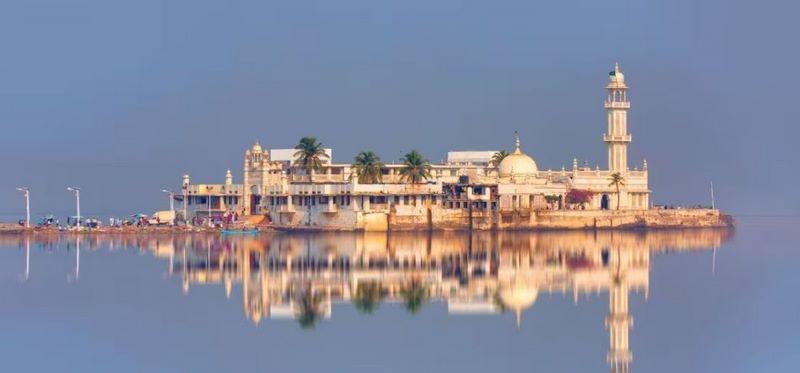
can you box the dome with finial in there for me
[498,132,538,178]
[498,276,538,329]
[252,140,262,153]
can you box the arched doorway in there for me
[249,185,261,215]
[601,194,610,210]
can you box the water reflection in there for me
[2,229,732,373]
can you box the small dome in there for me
[252,141,262,153]
[499,281,538,311]
[498,134,538,178]
[498,276,538,328]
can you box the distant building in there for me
[446,151,498,167]
[179,64,650,228]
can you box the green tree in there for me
[352,281,385,314]
[400,279,429,315]
[608,172,626,210]
[399,150,432,184]
[490,150,510,167]
[544,194,561,210]
[293,137,329,178]
[294,285,324,330]
[352,150,384,184]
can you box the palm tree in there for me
[399,150,431,184]
[352,150,384,184]
[608,172,626,210]
[490,150,510,167]
[294,285,324,329]
[400,279,429,315]
[352,281,385,314]
[293,137,329,178]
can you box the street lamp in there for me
[66,187,81,228]
[161,189,175,225]
[161,189,175,211]
[16,187,30,228]
[206,186,212,227]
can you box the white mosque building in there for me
[179,64,661,230]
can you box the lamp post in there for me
[183,186,189,225]
[161,189,176,226]
[67,187,81,228]
[161,189,175,212]
[206,185,212,227]
[16,187,30,228]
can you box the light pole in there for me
[16,187,30,228]
[162,189,175,225]
[206,186,212,227]
[67,187,81,228]
[182,186,189,225]
[161,189,175,211]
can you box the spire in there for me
[615,62,620,74]
[225,169,233,185]
[514,131,521,154]
[516,308,522,330]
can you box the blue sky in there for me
[1,0,798,218]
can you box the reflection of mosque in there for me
[170,230,727,373]
[1,229,730,373]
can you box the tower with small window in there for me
[604,63,631,173]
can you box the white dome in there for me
[498,134,538,178]
[499,281,538,311]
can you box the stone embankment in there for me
[273,208,733,231]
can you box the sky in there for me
[1,0,798,219]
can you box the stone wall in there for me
[532,209,732,229]
[269,205,732,231]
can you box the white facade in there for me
[179,64,650,226]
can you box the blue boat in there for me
[221,228,259,235]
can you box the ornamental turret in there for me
[225,169,233,185]
[604,63,631,173]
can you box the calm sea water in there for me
[1,217,797,373]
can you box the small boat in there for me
[221,228,259,235]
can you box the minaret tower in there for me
[606,249,633,373]
[604,63,631,173]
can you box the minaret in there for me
[604,63,631,173]
[606,265,633,373]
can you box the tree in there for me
[544,194,561,210]
[352,150,384,184]
[608,172,626,210]
[352,281,385,314]
[293,137,329,178]
[400,279,429,315]
[399,150,432,184]
[566,189,594,209]
[490,150,510,168]
[294,285,324,329]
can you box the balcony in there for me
[603,134,632,143]
[603,101,630,109]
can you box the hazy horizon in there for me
[2,0,798,219]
